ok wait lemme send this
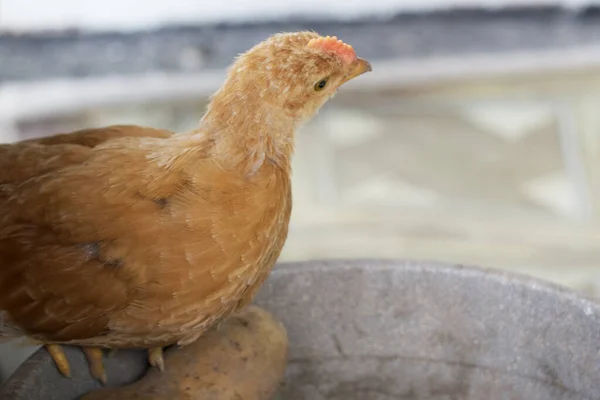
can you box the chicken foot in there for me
[46,344,71,377]
[83,347,107,384]
[46,344,166,384]
[45,345,107,384]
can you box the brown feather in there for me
[0,31,370,351]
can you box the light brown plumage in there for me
[0,31,371,383]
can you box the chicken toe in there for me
[148,347,165,371]
[46,344,71,377]
[83,347,107,384]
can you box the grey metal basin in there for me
[1,259,600,400]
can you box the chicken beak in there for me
[342,57,372,83]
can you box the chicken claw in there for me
[148,347,165,372]
[46,345,107,384]
[46,344,71,377]
[83,347,107,384]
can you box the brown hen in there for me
[0,32,371,383]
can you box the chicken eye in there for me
[314,79,328,91]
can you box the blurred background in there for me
[2,0,600,383]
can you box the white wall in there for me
[0,0,592,32]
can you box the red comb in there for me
[307,36,356,64]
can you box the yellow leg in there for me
[83,347,107,385]
[148,347,165,372]
[46,344,71,377]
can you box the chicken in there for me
[0,32,372,384]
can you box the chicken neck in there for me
[199,89,297,175]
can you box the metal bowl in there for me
[2,259,600,399]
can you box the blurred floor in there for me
[281,69,600,295]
